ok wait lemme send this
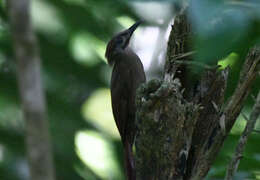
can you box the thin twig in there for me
[171,51,196,60]
[172,51,220,70]
[7,1,55,180]
[225,91,260,180]
[253,129,260,133]
[173,60,220,70]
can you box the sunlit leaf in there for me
[75,130,123,179]
[82,89,120,139]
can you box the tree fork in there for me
[135,10,259,180]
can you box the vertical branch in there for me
[225,47,260,131]
[225,92,260,180]
[164,11,192,89]
[7,1,55,180]
[142,7,259,180]
[188,47,259,180]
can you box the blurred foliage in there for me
[0,0,259,180]
[190,0,260,63]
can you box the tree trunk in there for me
[135,10,260,180]
[7,1,55,180]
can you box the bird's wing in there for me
[111,65,131,143]
[110,50,146,144]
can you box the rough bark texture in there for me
[135,10,260,180]
[7,1,55,180]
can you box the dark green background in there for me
[0,0,259,179]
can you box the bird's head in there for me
[105,21,142,66]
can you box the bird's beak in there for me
[120,21,142,49]
[128,21,142,36]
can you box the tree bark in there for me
[135,10,260,180]
[225,91,260,180]
[7,1,55,180]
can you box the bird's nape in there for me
[105,21,142,66]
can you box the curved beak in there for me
[128,21,142,36]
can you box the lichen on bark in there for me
[135,79,200,180]
[135,8,259,180]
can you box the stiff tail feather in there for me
[124,141,136,180]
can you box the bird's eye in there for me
[116,37,124,44]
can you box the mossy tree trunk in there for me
[135,10,260,180]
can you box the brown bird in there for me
[105,21,146,180]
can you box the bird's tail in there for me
[124,141,136,180]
